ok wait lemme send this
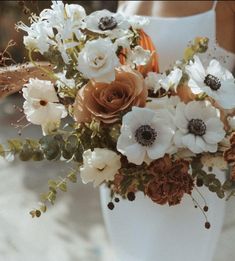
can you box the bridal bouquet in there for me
[0,1,235,228]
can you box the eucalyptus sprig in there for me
[30,168,79,218]
[191,157,234,199]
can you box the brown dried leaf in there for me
[0,62,54,99]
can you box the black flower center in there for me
[40,100,48,106]
[135,125,157,146]
[204,74,221,91]
[188,119,206,136]
[98,16,117,31]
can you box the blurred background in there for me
[0,1,234,261]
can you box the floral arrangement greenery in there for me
[0,1,235,228]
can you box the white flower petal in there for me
[195,136,207,151]
[174,130,184,148]
[185,55,206,83]
[175,103,188,131]
[184,101,205,120]
[182,133,202,154]
[204,143,218,153]
[124,143,146,165]
[187,79,204,94]
[206,59,224,78]
[214,79,235,109]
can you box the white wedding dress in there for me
[100,2,235,261]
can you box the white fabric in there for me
[118,1,235,72]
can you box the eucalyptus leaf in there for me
[0,144,5,157]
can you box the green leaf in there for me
[0,144,5,157]
[19,142,33,161]
[58,180,67,192]
[62,148,74,160]
[48,180,57,189]
[67,171,77,183]
[32,150,44,161]
[74,143,83,162]
[216,190,225,199]
[7,139,23,154]
[67,135,79,150]
[39,135,60,160]
[208,184,218,192]
[222,180,233,190]
[40,193,49,203]
[40,204,47,213]
[47,192,56,205]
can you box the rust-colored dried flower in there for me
[224,133,235,180]
[73,66,147,124]
[147,154,172,175]
[146,156,194,206]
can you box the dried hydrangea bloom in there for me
[224,133,235,180]
[146,155,194,206]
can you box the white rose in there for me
[80,148,121,187]
[77,38,120,83]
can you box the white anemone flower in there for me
[80,149,121,187]
[117,107,175,165]
[186,55,235,109]
[77,38,120,83]
[84,9,130,38]
[145,68,182,93]
[174,101,225,154]
[147,96,180,122]
[146,96,180,154]
[22,78,67,133]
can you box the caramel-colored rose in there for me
[73,66,148,124]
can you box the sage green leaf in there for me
[19,143,33,161]
[216,190,225,199]
[67,171,77,183]
[0,144,5,157]
[7,139,23,154]
[39,135,60,160]
[222,180,233,190]
[32,150,44,161]
[58,181,67,192]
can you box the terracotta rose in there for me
[73,66,148,124]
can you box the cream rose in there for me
[80,148,121,187]
[77,38,120,83]
[73,66,148,124]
